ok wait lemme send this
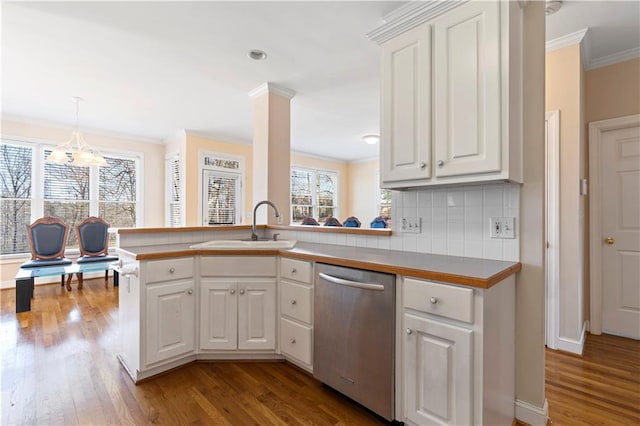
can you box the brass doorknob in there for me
[604,237,615,245]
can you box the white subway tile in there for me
[418,207,432,223]
[465,188,484,206]
[484,185,505,206]
[465,206,483,224]
[356,235,368,247]
[390,236,403,251]
[366,237,379,249]
[448,240,465,257]
[448,222,464,240]
[432,239,448,255]
[335,233,347,246]
[433,222,447,239]
[378,237,391,250]
[417,236,432,253]
[433,190,447,207]
[447,190,464,207]
[417,191,433,209]
[465,222,484,241]
[433,206,448,223]
[403,192,418,209]
[483,240,504,260]
[346,234,357,246]
[403,234,417,252]
[448,206,464,223]
[503,239,520,262]
[464,241,484,258]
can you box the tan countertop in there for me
[117,242,520,289]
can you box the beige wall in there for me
[586,57,640,123]
[347,159,380,224]
[184,133,253,226]
[291,152,349,222]
[545,44,587,342]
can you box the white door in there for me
[237,279,276,350]
[200,279,238,350]
[404,313,473,425]
[146,280,195,364]
[432,0,501,177]
[600,123,640,339]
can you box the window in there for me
[199,151,244,226]
[290,167,338,224]
[375,168,392,226]
[0,140,140,255]
[166,154,183,227]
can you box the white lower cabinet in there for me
[146,279,196,365]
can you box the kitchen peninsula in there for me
[115,225,520,425]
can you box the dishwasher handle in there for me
[318,272,385,291]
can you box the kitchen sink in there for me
[190,239,297,249]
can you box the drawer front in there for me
[200,256,276,277]
[280,318,312,366]
[403,278,474,323]
[280,258,312,284]
[146,257,194,283]
[280,281,312,324]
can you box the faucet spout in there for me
[251,200,281,241]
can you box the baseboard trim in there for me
[515,399,548,426]
[557,321,587,355]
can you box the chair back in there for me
[301,217,320,226]
[343,216,361,228]
[76,217,110,257]
[370,216,388,229]
[324,217,342,227]
[27,217,70,260]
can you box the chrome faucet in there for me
[251,200,281,241]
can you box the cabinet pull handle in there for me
[230,289,236,295]
[406,328,412,335]
[430,296,438,304]
[239,289,245,295]
[291,267,297,273]
[437,160,444,167]
[291,299,297,305]
[419,162,426,169]
[188,289,193,295]
[290,338,296,344]
[169,267,175,273]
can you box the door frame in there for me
[588,114,640,335]
[545,110,560,349]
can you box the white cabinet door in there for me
[200,279,238,350]
[433,0,501,178]
[381,23,431,185]
[146,279,195,365]
[404,313,473,426]
[238,279,276,350]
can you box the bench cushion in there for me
[76,255,119,264]
[20,258,72,268]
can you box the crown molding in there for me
[184,129,252,146]
[366,0,468,45]
[545,28,588,53]
[248,82,296,99]
[587,46,640,70]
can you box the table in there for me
[15,261,119,313]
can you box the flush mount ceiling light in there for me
[545,0,562,15]
[362,134,380,145]
[248,49,267,60]
[47,97,107,167]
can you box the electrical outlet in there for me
[401,217,422,233]
[490,217,516,239]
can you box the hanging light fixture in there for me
[47,97,108,167]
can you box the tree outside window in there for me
[291,168,338,224]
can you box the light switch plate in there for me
[490,217,516,239]
[401,217,422,233]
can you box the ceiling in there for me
[2,1,639,162]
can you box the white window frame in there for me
[165,152,185,227]
[197,150,245,226]
[0,136,143,256]
[290,166,339,224]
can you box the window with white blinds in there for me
[0,140,140,255]
[203,172,238,225]
[290,167,338,224]
[0,143,32,255]
[166,155,183,227]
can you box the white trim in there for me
[348,156,379,164]
[557,321,587,355]
[545,28,588,53]
[248,82,296,99]
[184,130,252,146]
[588,114,640,335]
[515,399,548,426]
[588,46,640,70]
[545,110,560,350]
[291,149,348,164]
[198,150,246,226]
[366,0,467,45]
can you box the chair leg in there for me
[105,269,109,288]
[66,274,73,292]
[61,275,65,287]
[77,273,83,290]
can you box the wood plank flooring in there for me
[1,280,386,425]
[2,279,639,425]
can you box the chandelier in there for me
[47,97,107,167]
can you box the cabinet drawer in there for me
[404,278,474,323]
[146,258,194,283]
[201,256,276,277]
[280,318,312,366]
[280,281,312,324]
[280,258,312,284]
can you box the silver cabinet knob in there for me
[419,162,426,169]
[437,160,444,167]
[291,267,297,273]
[169,267,176,273]
[188,289,193,295]
[406,328,412,335]
[230,289,236,295]
[239,289,245,295]
[430,297,438,304]
[291,299,297,305]
[290,338,296,344]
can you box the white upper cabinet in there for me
[371,0,523,188]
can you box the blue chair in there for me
[67,216,119,290]
[370,216,388,228]
[343,216,361,228]
[20,217,72,290]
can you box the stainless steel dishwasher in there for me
[313,263,395,420]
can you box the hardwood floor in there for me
[1,280,386,425]
[2,280,639,425]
